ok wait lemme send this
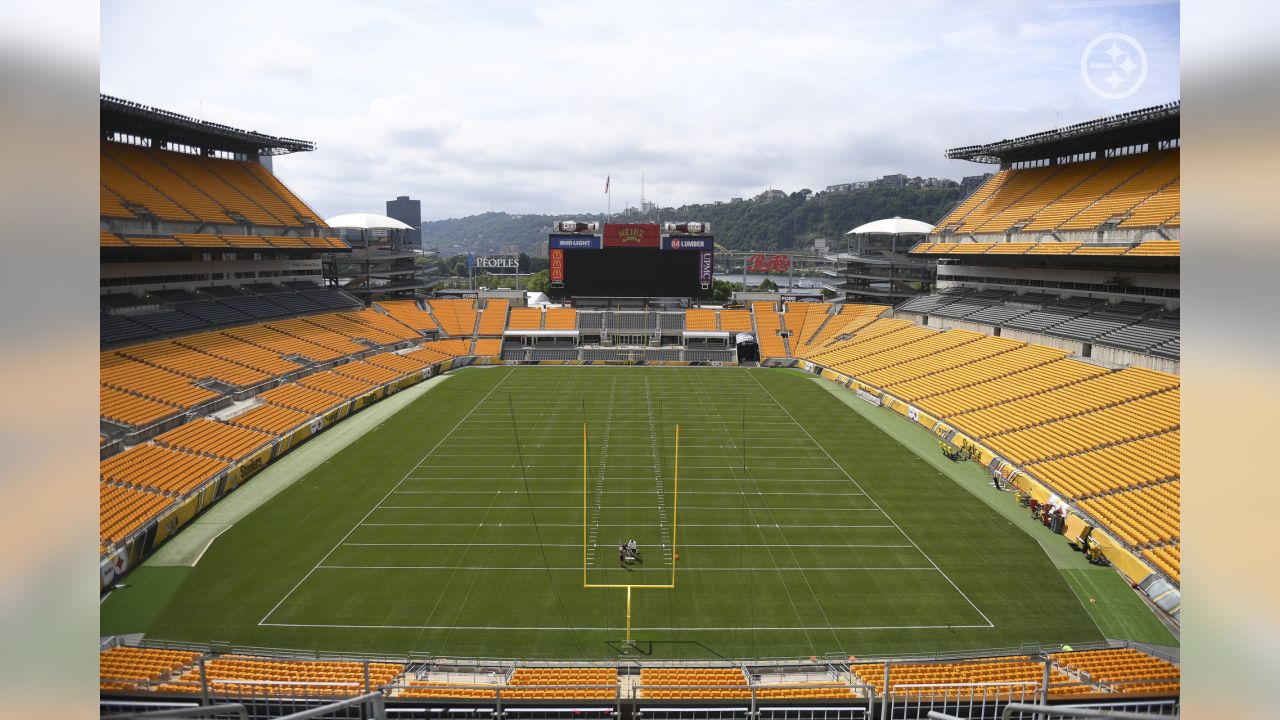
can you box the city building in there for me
[385,195,422,245]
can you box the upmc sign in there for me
[699,251,713,290]
[602,223,661,248]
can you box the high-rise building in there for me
[385,195,422,245]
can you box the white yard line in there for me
[316,565,939,571]
[376,505,886,510]
[360,522,896,529]
[260,622,987,631]
[343,542,912,549]
[403,476,858,482]
[389,486,870,491]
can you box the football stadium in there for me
[97,92,1181,719]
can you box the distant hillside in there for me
[421,185,963,254]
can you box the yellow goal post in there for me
[581,422,680,643]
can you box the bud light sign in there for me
[548,234,602,250]
[699,251,713,290]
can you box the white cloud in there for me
[100,0,1179,221]
[226,35,319,79]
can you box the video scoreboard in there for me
[548,222,713,299]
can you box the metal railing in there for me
[881,681,1040,720]
[999,700,1179,719]
[102,702,248,720]
[101,641,1180,720]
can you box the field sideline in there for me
[119,367,1109,659]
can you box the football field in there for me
[140,366,1105,659]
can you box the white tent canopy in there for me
[324,212,413,230]
[845,216,935,235]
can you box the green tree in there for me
[421,183,964,254]
[711,279,742,302]
[759,278,779,291]
[524,269,550,293]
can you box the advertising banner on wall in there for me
[468,254,521,273]
[747,253,792,273]
[698,251,713,290]
[548,234,602,250]
[602,223,661,248]
[549,248,564,285]
[661,236,714,250]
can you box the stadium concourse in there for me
[99,96,1179,718]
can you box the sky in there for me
[100,0,1179,222]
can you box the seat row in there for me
[929,150,1179,235]
[102,142,322,226]
[101,309,431,432]
[751,303,788,358]
[157,655,403,696]
[427,299,478,337]
[99,646,202,691]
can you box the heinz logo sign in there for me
[603,223,661,248]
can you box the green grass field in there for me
[118,366,1118,659]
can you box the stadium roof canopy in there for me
[846,217,935,235]
[945,101,1179,165]
[101,94,316,156]
[325,212,414,230]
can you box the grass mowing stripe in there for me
[746,368,995,629]
[256,367,517,625]
[495,385,589,656]
[679,373,820,655]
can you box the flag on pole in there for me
[604,174,610,194]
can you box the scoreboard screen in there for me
[548,223,713,299]
[560,248,705,297]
